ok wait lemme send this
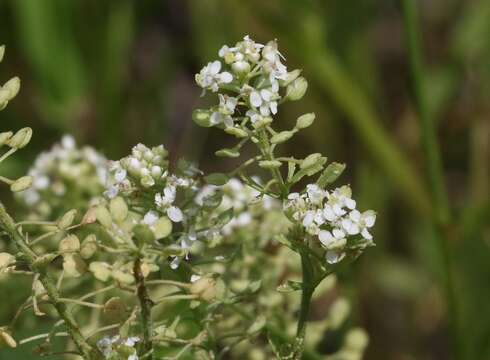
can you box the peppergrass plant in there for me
[0,38,375,360]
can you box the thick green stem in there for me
[401,2,461,359]
[0,202,99,359]
[134,257,154,358]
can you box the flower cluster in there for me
[194,35,306,133]
[285,184,376,264]
[17,135,108,218]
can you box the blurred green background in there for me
[1,0,489,359]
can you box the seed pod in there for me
[95,205,113,229]
[80,234,98,259]
[89,261,112,282]
[224,126,248,138]
[103,297,127,323]
[300,153,323,170]
[154,217,172,239]
[57,209,77,230]
[63,254,87,278]
[110,197,128,222]
[7,127,32,149]
[10,176,33,192]
[111,269,135,284]
[59,234,80,253]
[190,276,217,302]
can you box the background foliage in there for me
[1,0,489,359]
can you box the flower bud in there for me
[10,176,33,192]
[270,131,294,144]
[192,109,213,127]
[224,126,248,138]
[300,153,323,170]
[258,160,282,169]
[0,131,12,146]
[286,77,308,101]
[140,175,155,188]
[215,148,240,158]
[0,46,5,62]
[0,328,17,348]
[280,69,302,86]
[103,297,127,323]
[252,116,273,129]
[57,209,78,230]
[190,276,217,302]
[59,234,80,253]
[7,127,32,149]
[232,60,251,75]
[110,196,128,222]
[295,113,315,129]
[80,234,98,259]
[95,205,113,229]
[2,77,20,100]
[82,207,97,224]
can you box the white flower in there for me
[326,250,345,264]
[249,88,278,116]
[155,186,176,208]
[167,206,184,222]
[143,211,159,226]
[195,60,233,92]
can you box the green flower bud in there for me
[7,127,32,149]
[300,153,323,170]
[279,69,302,87]
[154,217,172,239]
[2,77,20,100]
[286,76,308,101]
[0,252,15,271]
[295,113,315,129]
[63,254,87,278]
[59,234,80,253]
[204,173,230,186]
[252,116,273,129]
[224,126,248,138]
[192,109,213,127]
[89,261,112,282]
[215,148,240,158]
[0,131,12,146]
[103,297,127,323]
[270,131,294,144]
[258,160,282,169]
[80,234,98,259]
[95,205,113,229]
[232,60,251,74]
[57,209,78,230]
[10,176,32,192]
[110,197,128,222]
[0,328,17,348]
[317,162,346,188]
[190,276,217,302]
[140,175,155,188]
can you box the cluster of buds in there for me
[285,184,376,264]
[17,135,108,218]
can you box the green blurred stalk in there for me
[401,1,461,359]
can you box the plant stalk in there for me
[0,202,99,359]
[134,257,154,358]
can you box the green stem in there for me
[0,202,99,359]
[134,257,154,359]
[401,2,461,359]
[294,250,316,359]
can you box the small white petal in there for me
[302,211,315,227]
[326,250,344,264]
[318,230,333,247]
[361,228,373,240]
[250,91,263,107]
[210,60,221,74]
[332,228,345,239]
[167,206,184,222]
[345,198,356,210]
[219,71,233,83]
